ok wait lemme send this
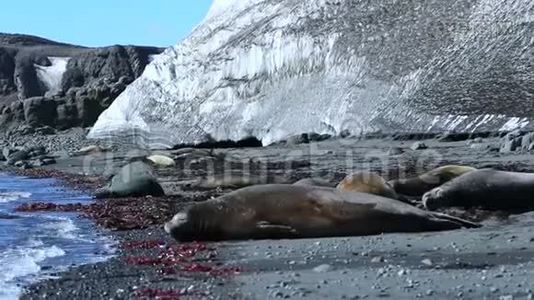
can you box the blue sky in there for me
[0,0,212,47]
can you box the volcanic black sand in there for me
[4,133,534,299]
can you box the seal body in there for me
[293,178,336,188]
[389,165,476,197]
[95,161,165,198]
[165,184,477,242]
[337,172,398,199]
[423,169,534,211]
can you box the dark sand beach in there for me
[0,133,531,299]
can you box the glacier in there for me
[89,0,534,148]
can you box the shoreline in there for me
[3,133,534,299]
[1,149,241,299]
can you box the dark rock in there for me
[35,126,55,135]
[285,133,331,145]
[438,131,495,142]
[17,124,35,135]
[0,33,164,130]
[0,47,16,96]
[31,157,56,167]
[387,147,404,155]
[6,149,29,165]
[521,133,534,151]
[174,136,263,149]
[61,45,161,92]
[393,133,437,141]
[27,146,47,158]
[41,158,56,165]
[2,147,16,159]
[14,54,47,100]
[504,129,525,141]
[500,135,523,153]
[308,133,332,142]
[95,161,165,199]
[437,132,471,142]
[23,97,57,127]
[286,134,310,145]
[14,160,31,169]
[339,129,351,138]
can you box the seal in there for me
[423,169,534,211]
[95,161,165,199]
[165,184,478,242]
[147,154,176,168]
[293,178,336,188]
[337,172,398,199]
[389,165,476,197]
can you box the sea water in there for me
[0,173,116,299]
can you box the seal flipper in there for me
[254,221,299,239]
[431,212,481,229]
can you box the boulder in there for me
[23,97,57,127]
[35,126,55,135]
[0,48,16,96]
[6,149,29,166]
[499,131,525,153]
[339,129,351,139]
[387,147,404,156]
[2,147,16,159]
[95,161,165,199]
[437,132,471,142]
[521,133,534,151]
[73,145,106,156]
[146,154,176,168]
[410,142,428,151]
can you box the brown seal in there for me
[423,169,534,211]
[389,165,476,197]
[337,172,398,199]
[165,184,478,242]
[293,178,336,188]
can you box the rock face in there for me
[89,0,534,148]
[0,33,164,132]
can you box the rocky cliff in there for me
[88,0,534,148]
[0,33,163,133]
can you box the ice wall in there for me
[89,0,534,148]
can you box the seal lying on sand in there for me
[389,165,476,197]
[423,169,534,211]
[95,161,165,198]
[165,184,478,242]
[337,172,398,199]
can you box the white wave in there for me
[42,217,79,240]
[0,243,65,299]
[35,57,70,97]
[0,192,32,203]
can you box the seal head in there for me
[422,187,452,211]
[337,171,398,199]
